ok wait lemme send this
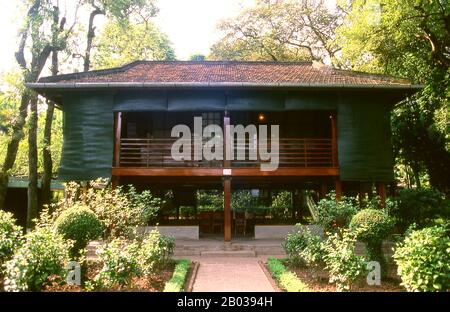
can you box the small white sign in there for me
[223,169,232,176]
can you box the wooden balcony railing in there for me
[118,137,335,168]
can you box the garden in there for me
[0,181,191,292]
[266,189,450,292]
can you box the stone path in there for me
[190,257,275,292]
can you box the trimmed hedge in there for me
[267,257,310,292]
[163,259,190,292]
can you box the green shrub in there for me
[84,183,163,239]
[393,188,450,232]
[54,204,103,256]
[316,192,358,232]
[267,258,310,292]
[0,210,23,266]
[299,231,326,269]
[393,224,450,292]
[323,230,367,291]
[163,259,190,292]
[270,191,292,220]
[282,226,325,268]
[94,239,140,289]
[3,227,72,291]
[139,229,175,275]
[350,209,394,272]
[282,227,308,264]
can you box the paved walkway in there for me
[190,257,275,292]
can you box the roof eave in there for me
[26,82,424,90]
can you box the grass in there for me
[163,259,190,292]
[267,257,311,292]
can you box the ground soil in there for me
[43,260,175,292]
[268,261,405,292]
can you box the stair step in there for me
[200,250,256,257]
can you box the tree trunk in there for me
[41,47,58,207]
[27,95,39,229]
[84,8,104,72]
[0,92,32,209]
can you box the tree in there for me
[210,0,345,64]
[336,0,450,193]
[92,21,175,69]
[0,0,77,227]
[189,54,206,61]
[82,0,159,71]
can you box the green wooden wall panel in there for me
[168,90,226,111]
[114,91,167,111]
[285,92,337,110]
[59,92,114,181]
[337,96,394,182]
[226,91,285,111]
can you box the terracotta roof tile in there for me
[38,61,411,86]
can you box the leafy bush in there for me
[350,209,394,272]
[54,204,103,256]
[393,224,450,292]
[323,230,367,291]
[393,188,450,231]
[0,210,23,266]
[282,227,308,264]
[3,227,72,291]
[139,229,175,275]
[316,192,358,232]
[283,226,325,268]
[271,191,292,220]
[163,259,190,292]
[267,258,310,292]
[82,182,163,239]
[93,239,140,289]
[198,190,224,212]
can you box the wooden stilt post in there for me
[335,180,342,201]
[320,181,328,199]
[111,176,119,189]
[224,178,232,242]
[114,112,122,168]
[376,182,386,208]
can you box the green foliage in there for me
[350,209,394,273]
[93,21,175,70]
[393,224,450,292]
[350,209,394,244]
[138,229,175,275]
[322,229,367,291]
[270,191,292,220]
[337,0,450,192]
[163,259,190,292]
[197,190,224,212]
[94,239,140,289]
[210,0,343,63]
[316,192,358,232]
[231,190,256,212]
[78,181,163,239]
[393,188,450,231]
[54,204,103,255]
[3,226,72,291]
[0,210,23,266]
[283,226,325,268]
[267,258,310,292]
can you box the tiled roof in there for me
[37,61,412,87]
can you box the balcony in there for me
[118,137,336,168]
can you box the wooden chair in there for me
[212,211,223,234]
[199,212,212,234]
[234,211,246,235]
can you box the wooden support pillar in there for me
[223,178,232,242]
[114,112,122,167]
[330,112,338,167]
[376,182,386,208]
[320,181,328,199]
[111,176,119,189]
[335,180,342,201]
